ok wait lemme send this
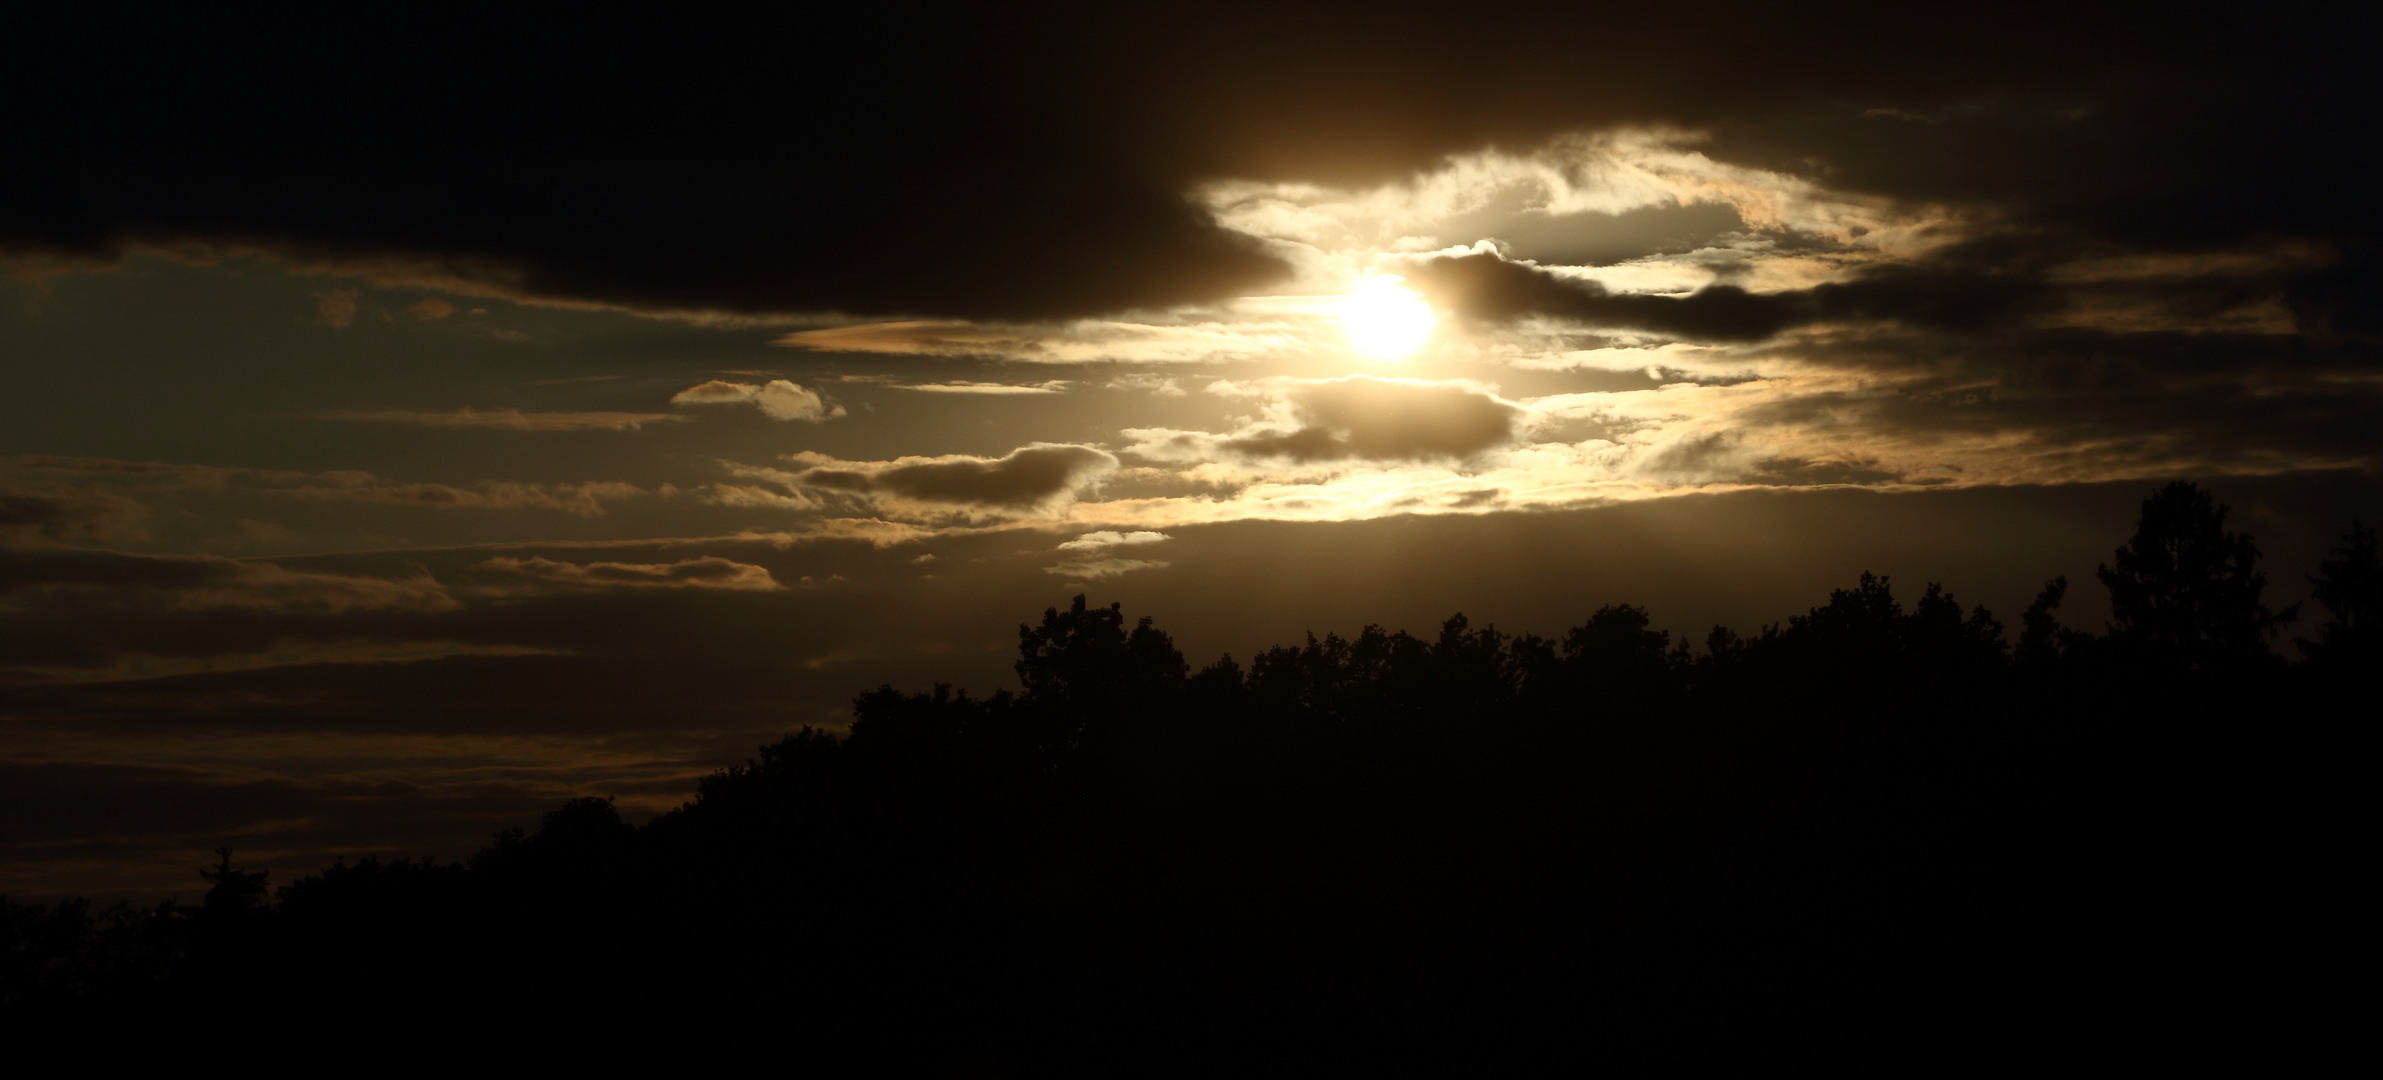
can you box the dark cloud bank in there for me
[1401,242,2071,342]
[6,3,2374,326]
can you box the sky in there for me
[4,3,2378,898]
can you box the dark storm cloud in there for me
[1402,242,2069,342]
[1,9,1286,320]
[6,4,2367,322]
[1402,253,1806,341]
[1713,326,2383,482]
[793,445,1118,508]
[1696,90,2381,340]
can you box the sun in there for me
[1340,275,1435,358]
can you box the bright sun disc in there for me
[1341,275,1434,358]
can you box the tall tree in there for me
[2297,520,2381,667]
[2096,481,2293,670]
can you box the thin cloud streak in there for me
[321,407,681,431]
[475,555,781,591]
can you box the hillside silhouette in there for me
[4,482,2368,1068]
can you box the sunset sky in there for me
[5,4,2377,896]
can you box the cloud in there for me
[172,563,456,615]
[232,519,297,547]
[671,380,844,422]
[0,547,459,614]
[6,6,2369,330]
[0,546,223,592]
[1043,531,1173,578]
[783,444,1119,510]
[5,639,556,686]
[5,456,655,518]
[9,455,236,489]
[1056,530,1171,551]
[811,374,1074,394]
[320,407,680,431]
[1109,374,1188,396]
[403,296,454,320]
[0,483,152,544]
[705,484,823,512]
[1399,237,2095,346]
[1402,250,1807,342]
[1042,557,1169,581]
[775,316,1321,365]
[476,556,780,591]
[269,477,649,517]
[904,380,1071,395]
[1127,377,1524,465]
[316,288,360,328]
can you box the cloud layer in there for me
[9,5,2367,324]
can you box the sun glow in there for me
[1340,275,1435,358]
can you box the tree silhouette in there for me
[4,484,2362,1065]
[2016,574,2071,668]
[2299,519,2380,667]
[197,847,267,916]
[2096,481,2294,671]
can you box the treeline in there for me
[4,482,2372,1066]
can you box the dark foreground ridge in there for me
[6,482,2373,1067]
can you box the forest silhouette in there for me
[4,482,2371,1067]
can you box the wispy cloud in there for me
[5,640,563,686]
[774,314,1327,365]
[0,548,459,614]
[1108,374,1188,396]
[1041,557,1169,581]
[270,478,651,517]
[903,380,1071,395]
[6,456,658,518]
[320,407,679,431]
[475,555,780,591]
